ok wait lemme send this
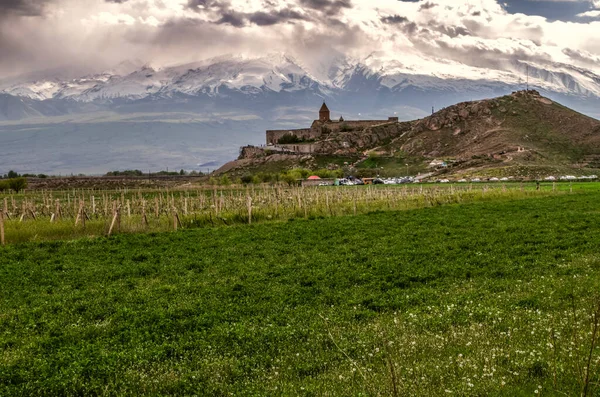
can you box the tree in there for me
[0,181,8,192]
[7,170,19,179]
[278,134,302,144]
[8,177,27,193]
[219,175,232,186]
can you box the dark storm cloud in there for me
[419,2,437,11]
[298,0,352,16]
[187,0,230,10]
[0,0,52,16]
[187,0,310,27]
[248,9,309,26]
[216,11,246,27]
[380,15,409,24]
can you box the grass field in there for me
[2,191,600,395]
[0,182,587,244]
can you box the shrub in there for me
[106,170,144,177]
[278,134,302,144]
[0,180,8,192]
[8,177,27,193]
[219,175,232,186]
[339,123,353,132]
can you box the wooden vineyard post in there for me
[247,196,252,224]
[0,210,5,246]
[108,205,121,236]
[55,199,61,220]
[173,209,182,231]
[75,202,81,226]
[81,202,86,229]
[155,197,159,218]
[141,201,148,227]
[127,200,131,218]
[75,202,85,229]
[3,198,8,220]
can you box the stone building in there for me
[266,102,399,145]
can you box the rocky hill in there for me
[220,91,600,178]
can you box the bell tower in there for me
[319,102,331,122]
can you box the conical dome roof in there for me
[320,102,330,112]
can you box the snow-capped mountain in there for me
[0,54,330,103]
[1,52,600,121]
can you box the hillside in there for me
[220,91,600,179]
[389,90,600,173]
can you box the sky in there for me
[0,0,599,79]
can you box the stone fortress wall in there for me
[266,103,399,148]
[266,128,313,145]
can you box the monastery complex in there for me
[266,102,399,146]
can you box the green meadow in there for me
[1,189,600,395]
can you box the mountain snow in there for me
[1,52,600,113]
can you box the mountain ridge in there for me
[1,53,600,122]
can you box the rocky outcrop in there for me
[239,146,268,160]
[315,121,413,155]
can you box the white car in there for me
[500,177,509,181]
[457,179,468,183]
[439,179,450,183]
[471,178,481,183]
[489,177,499,182]
[560,175,577,181]
[544,176,556,181]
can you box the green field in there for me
[2,191,600,395]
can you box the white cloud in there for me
[577,10,600,17]
[0,0,599,78]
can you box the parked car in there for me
[373,178,385,185]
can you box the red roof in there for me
[307,175,321,180]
